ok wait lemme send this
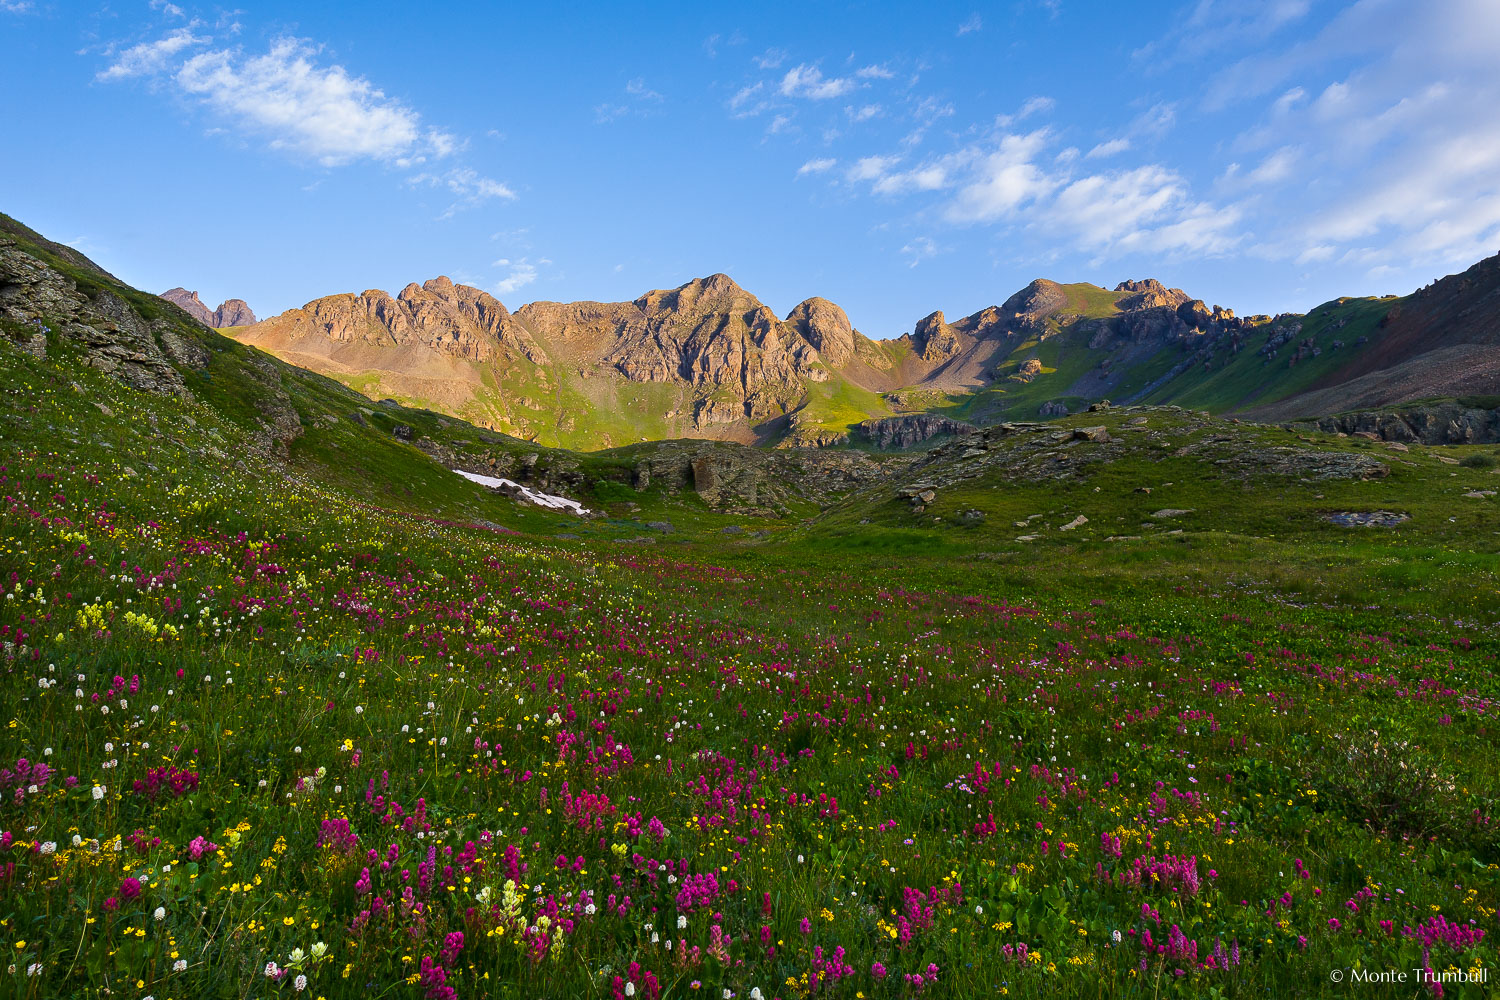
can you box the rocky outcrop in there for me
[160,288,259,328]
[1302,403,1500,445]
[628,439,914,514]
[857,414,976,449]
[1,237,194,397]
[998,279,1070,334]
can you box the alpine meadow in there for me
[4,3,1500,999]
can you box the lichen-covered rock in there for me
[0,239,191,398]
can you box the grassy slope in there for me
[788,372,895,440]
[802,407,1500,615]
[1144,297,1396,413]
[936,283,1128,422]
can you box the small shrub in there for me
[1314,729,1463,842]
[1459,453,1495,469]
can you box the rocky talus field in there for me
[2,213,1500,998]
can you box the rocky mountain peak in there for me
[1114,279,1191,312]
[999,279,1068,322]
[160,287,258,328]
[161,287,213,326]
[697,273,741,295]
[215,299,258,327]
[785,297,856,367]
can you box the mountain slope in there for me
[216,243,1500,447]
[228,272,1254,447]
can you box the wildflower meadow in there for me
[1,348,1498,1000]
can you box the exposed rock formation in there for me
[784,296,856,367]
[241,276,542,365]
[160,288,259,328]
[857,414,977,449]
[1302,403,1500,445]
[2,237,195,396]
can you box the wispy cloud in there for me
[780,64,856,100]
[409,168,516,217]
[754,47,788,70]
[797,157,836,176]
[901,236,939,266]
[847,154,903,182]
[625,77,663,101]
[97,26,208,80]
[1086,137,1130,159]
[728,81,768,117]
[832,126,1241,259]
[957,13,982,35]
[493,257,540,296]
[994,95,1054,128]
[97,24,517,217]
[596,76,665,124]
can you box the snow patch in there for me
[453,469,590,514]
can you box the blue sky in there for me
[3,0,1498,337]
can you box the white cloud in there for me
[170,37,455,167]
[596,77,665,124]
[846,154,902,182]
[957,13,983,35]
[823,124,1241,259]
[1,0,34,10]
[797,157,836,176]
[755,47,788,70]
[728,81,767,117]
[947,144,1057,222]
[780,64,855,100]
[994,95,1054,128]
[856,64,894,80]
[410,167,516,217]
[1086,137,1131,159]
[901,236,938,267]
[875,164,951,195]
[1214,0,1500,270]
[846,104,882,122]
[625,77,663,101]
[1136,0,1313,73]
[97,26,208,80]
[149,0,185,16]
[494,258,539,296]
[766,114,794,136]
[1247,146,1298,185]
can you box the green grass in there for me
[788,373,893,440]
